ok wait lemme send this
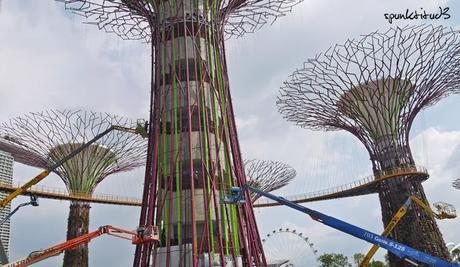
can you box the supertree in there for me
[244,159,296,202]
[0,109,147,267]
[453,179,460,190]
[57,0,304,266]
[277,25,460,266]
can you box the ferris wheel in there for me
[262,228,318,266]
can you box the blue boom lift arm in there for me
[223,185,459,267]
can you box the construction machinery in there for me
[4,225,159,267]
[0,196,39,264]
[0,195,39,228]
[223,185,460,267]
[358,196,456,266]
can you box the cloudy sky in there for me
[1,0,460,266]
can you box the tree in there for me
[351,252,388,267]
[369,260,387,267]
[353,253,365,266]
[318,253,352,267]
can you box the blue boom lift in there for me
[223,185,460,267]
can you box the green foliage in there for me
[368,260,386,267]
[353,253,365,266]
[318,253,352,267]
[319,252,389,267]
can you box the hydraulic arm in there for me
[0,195,39,264]
[4,225,158,267]
[223,185,460,267]
[359,195,456,266]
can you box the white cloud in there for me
[411,127,460,188]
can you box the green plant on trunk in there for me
[353,253,365,266]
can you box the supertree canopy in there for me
[58,0,302,40]
[244,159,296,202]
[277,25,460,266]
[0,109,147,267]
[58,0,304,266]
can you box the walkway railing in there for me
[0,165,428,208]
[253,165,428,208]
[0,181,142,206]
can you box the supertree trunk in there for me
[136,2,266,265]
[372,140,451,266]
[379,178,451,266]
[63,201,91,267]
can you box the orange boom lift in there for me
[5,225,158,267]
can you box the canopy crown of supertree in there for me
[245,159,296,202]
[277,24,460,150]
[0,109,147,194]
[57,0,303,40]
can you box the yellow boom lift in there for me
[359,195,457,266]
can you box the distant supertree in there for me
[57,0,304,265]
[245,159,296,202]
[277,25,460,266]
[0,110,146,267]
[453,179,460,190]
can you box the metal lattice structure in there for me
[277,25,460,266]
[0,109,147,266]
[262,228,317,266]
[58,0,302,40]
[245,159,295,202]
[453,179,460,190]
[57,0,304,266]
[253,166,428,208]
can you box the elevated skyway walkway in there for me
[253,165,429,208]
[0,165,428,208]
[0,181,142,206]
